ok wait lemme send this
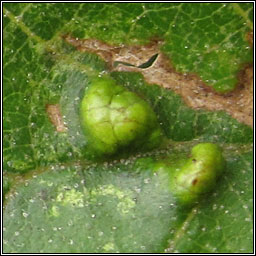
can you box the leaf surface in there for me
[3,3,253,253]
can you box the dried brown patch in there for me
[46,104,67,132]
[192,179,198,186]
[246,31,253,47]
[64,35,253,127]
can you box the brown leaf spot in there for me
[46,104,67,132]
[63,35,253,127]
[246,31,253,48]
[192,179,198,186]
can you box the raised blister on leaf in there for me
[80,75,163,158]
[170,143,226,205]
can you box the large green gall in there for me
[170,143,226,205]
[80,76,163,158]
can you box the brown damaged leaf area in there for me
[46,104,67,132]
[246,31,253,48]
[64,35,253,127]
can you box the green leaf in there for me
[3,149,253,253]
[169,151,253,253]
[3,161,176,253]
[3,3,253,253]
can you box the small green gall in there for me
[80,76,163,158]
[170,143,225,205]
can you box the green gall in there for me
[80,76,163,158]
[170,143,225,205]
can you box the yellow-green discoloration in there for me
[91,184,135,215]
[57,189,84,207]
[103,242,116,252]
[55,185,85,208]
[49,205,60,217]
